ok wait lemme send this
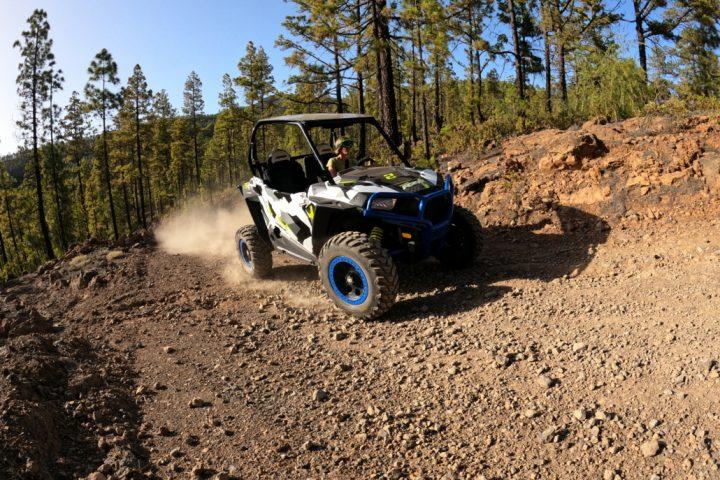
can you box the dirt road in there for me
[2,205,720,480]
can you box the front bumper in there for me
[362,175,454,258]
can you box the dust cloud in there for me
[156,200,252,260]
[156,200,266,288]
[155,199,324,307]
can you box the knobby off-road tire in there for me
[318,231,399,319]
[235,225,273,278]
[436,205,484,269]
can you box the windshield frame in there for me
[248,117,410,186]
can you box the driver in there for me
[326,137,355,177]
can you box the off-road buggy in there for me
[236,113,482,319]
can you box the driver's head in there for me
[334,137,354,157]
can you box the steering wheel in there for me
[357,157,376,166]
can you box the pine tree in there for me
[170,117,193,199]
[121,64,153,228]
[236,42,275,121]
[673,0,720,96]
[43,59,68,250]
[85,48,121,240]
[62,91,92,237]
[149,90,176,212]
[216,74,244,183]
[498,0,543,102]
[403,0,432,158]
[539,0,553,112]
[13,9,56,260]
[182,71,204,189]
[422,0,450,135]
[546,0,619,102]
[631,0,693,77]
[237,42,275,155]
[277,1,355,113]
[108,126,135,233]
[448,0,495,122]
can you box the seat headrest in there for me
[268,150,291,164]
[316,143,333,156]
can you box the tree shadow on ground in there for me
[389,206,610,320]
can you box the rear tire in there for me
[235,225,273,278]
[318,231,398,319]
[436,205,483,269]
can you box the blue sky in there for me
[0,0,642,156]
[0,0,297,155]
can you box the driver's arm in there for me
[326,157,338,177]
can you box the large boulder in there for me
[538,132,609,171]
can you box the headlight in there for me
[370,197,397,211]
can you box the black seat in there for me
[304,143,333,184]
[265,150,307,193]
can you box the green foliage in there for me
[644,93,720,117]
[570,48,650,121]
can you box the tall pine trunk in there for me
[410,32,419,142]
[73,152,89,237]
[433,67,442,134]
[475,50,485,122]
[4,196,23,263]
[543,28,552,112]
[508,0,525,101]
[553,0,567,103]
[558,42,567,103]
[31,46,55,259]
[146,176,155,223]
[417,23,431,160]
[333,34,344,114]
[134,94,147,228]
[356,0,367,158]
[100,86,119,240]
[47,144,66,250]
[133,176,142,226]
[121,174,133,233]
[467,42,476,125]
[191,110,201,189]
[371,0,401,146]
[48,84,67,251]
[633,0,648,79]
[227,128,235,184]
[0,227,7,265]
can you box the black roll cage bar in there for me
[247,116,410,186]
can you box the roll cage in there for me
[247,113,411,186]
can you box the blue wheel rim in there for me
[239,239,253,268]
[328,256,369,305]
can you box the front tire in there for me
[318,232,398,319]
[436,205,484,268]
[235,225,273,278]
